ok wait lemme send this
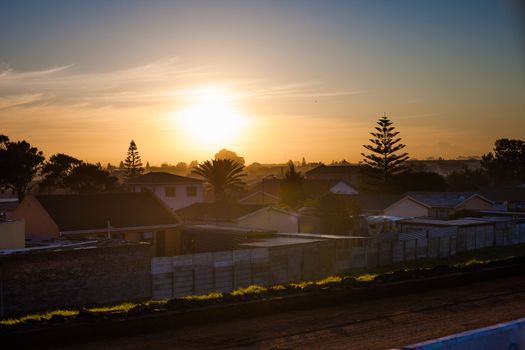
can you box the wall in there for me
[384,197,429,217]
[0,220,25,250]
[0,243,152,317]
[152,221,525,299]
[133,183,204,211]
[151,238,361,299]
[11,195,59,239]
[119,228,181,257]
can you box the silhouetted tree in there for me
[447,167,491,191]
[481,138,525,184]
[119,161,125,169]
[174,162,188,175]
[192,159,246,202]
[145,161,150,170]
[315,193,360,235]
[301,157,307,167]
[40,153,82,192]
[0,136,45,201]
[124,140,144,179]
[63,163,118,194]
[361,114,409,183]
[214,149,245,166]
[279,161,305,210]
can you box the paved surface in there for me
[64,274,525,350]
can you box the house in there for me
[305,164,361,185]
[0,219,25,249]
[238,177,358,205]
[11,192,181,256]
[127,172,205,211]
[238,178,281,205]
[176,203,299,233]
[481,187,525,212]
[383,192,494,218]
[353,194,404,215]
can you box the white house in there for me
[128,172,205,211]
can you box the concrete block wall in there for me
[0,244,152,317]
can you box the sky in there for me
[1,0,524,165]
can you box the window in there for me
[165,187,176,197]
[140,186,151,192]
[141,231,153,242]
[186,186,197,197]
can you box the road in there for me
[63,274,525,350]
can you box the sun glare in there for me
[174,86,246,150]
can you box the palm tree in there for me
[192,158,246,202]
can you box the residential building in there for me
[238,177,358,205]
[176,202,299,233]
[11,192,180,256]
[305,164,361,185]
[128,172,205,211]
[383,192,494,218]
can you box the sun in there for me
[174,86,246,149]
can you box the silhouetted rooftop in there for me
[36,192,179,232]
[176,202,267,222]
[127,171,204,185]
[406,192,491,208]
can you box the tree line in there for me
[1,115,524,205]
[0,137,147,200]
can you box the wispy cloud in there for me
[0,93,45,109]
[0,58,363,110]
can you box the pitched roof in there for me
[405,192,489,208]
[241,178,356,202]
[36,192,179,232]
[127,172,204,185]
[175,203,267,222]
[354,194,403,211]
[306,165,360,175]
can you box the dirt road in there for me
[62,274,525,350]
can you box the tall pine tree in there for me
[124,140,144,179]
[361,114,409,183]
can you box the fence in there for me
[151,221,525,299]
[151,238,362,299]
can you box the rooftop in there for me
[400,216,513,227]
[35,192,179,232]
[127,171,205,185]
[176,202,267,222]
[406,192,489,208]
